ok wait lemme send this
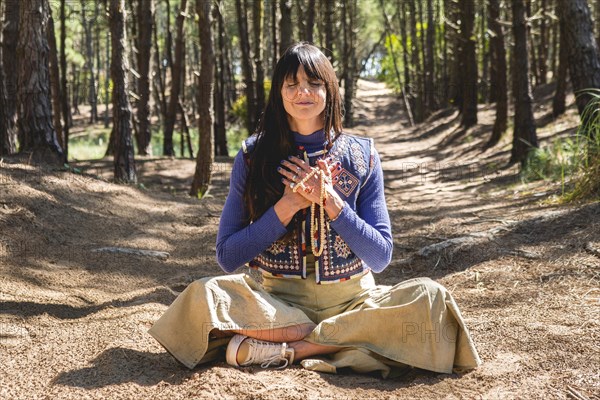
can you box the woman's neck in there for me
[287,118,325,136]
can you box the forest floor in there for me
[1,79,599,399]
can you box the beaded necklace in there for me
[292,145,330,257]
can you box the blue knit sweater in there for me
[216,129,393,274]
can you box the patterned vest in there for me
[242,131,376,284]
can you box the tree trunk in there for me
[60,0,70,158]
[47,9,63,151]
[271,0,278,69]
[0,9,16,156]
[279,0,293,55]
[425,0,437,111]
[214,0,228,156]
[537,0,548,84]
[552,18,568,117]
[459,0,478,128]
[557,0,600,128]
[323,0,334,62]
[2,0,19,146]
[163,0,188,156]
[152,11,167,125]
[408,0,423,122]
[136,0,154,155]
[104,27,110,128]
[254,0,265,125]
[510,0,538,165]
[109,0,137,183]
[190,0,214,198]
[81,0,98,123]
[306,0,315,43]
[17,0,64,165]
[487,0,508,148]
[236,0,257,134]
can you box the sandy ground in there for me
[1,80,599,399]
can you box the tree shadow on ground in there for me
[52,347,196,389]
[0,287,175,319]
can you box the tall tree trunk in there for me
[526,0,539,87]
[190,0,214,197]
[271,0,278,69]
[510,0,538,165]
[323,0,333,62]
[557,0,600,129]
[163,0,188,156]
[459,0,478,127]
[552,18,568,117]
[306,0,315,43]
[136,0,154,155]
[17,0,64,165]
[425,0,437,111]
[47,10,63,151]
[2,0,19,145]
[487,0,508,148]
[152,11,167,125]
[60,0,70,158]
[537,0,548,84]
[236,0,257,134]
[81,0,97,123]
[409,0,423,122]
[109,0,137,183]
[0,7,16,156]
[279,0,293,55]
[398,0,410,93]
[343,0,359,127]
[104,27,110,128]
[254,0,265,125]
[214,0,227,156]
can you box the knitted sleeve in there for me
[329,147,393,272]
[215,150,288,273]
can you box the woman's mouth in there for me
[296,102,314,105]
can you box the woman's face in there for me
[281,65,327,127]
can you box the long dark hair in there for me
[244,42,343,230]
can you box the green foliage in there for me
[521,90,600,201]
[230,80,272,126]
[378,34,404,94]
[565,90,600,201]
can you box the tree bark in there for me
[2,0,19,146]
[190,0,214,197]
[487,0,508,148]
[214,0,228,156]
[47,9,63,152]
[236,0,257,134]
[279,0,293,55]
[537,0,548,84]
[459,0,478,128]
[109,0,137,183]
[136,0,154,155]
[81,0,98,123]
[17,0,64,165]
[253,0,265,126]
[60,0,70,158]
[510,0,538,165]
[552,17,568,117]
[557,0,600,128]
[163,0,188,156]
[425,0,437,111]
[323,0,334,62]
[306,0,315,43]
[408,0,424,122]
[0,3,16,156]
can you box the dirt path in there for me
[1,80,598,399]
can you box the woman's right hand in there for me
[274,179,311,226]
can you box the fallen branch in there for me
[584,242,600,258]
[92,247,170,260]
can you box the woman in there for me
[149,42,481,377]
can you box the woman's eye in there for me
[309,82,322,87]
